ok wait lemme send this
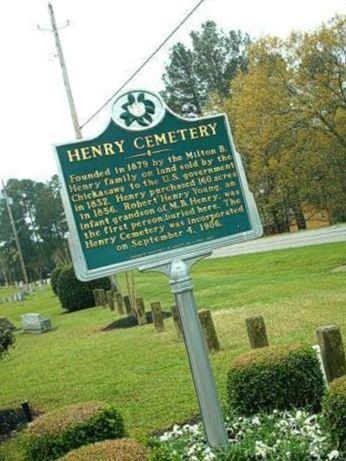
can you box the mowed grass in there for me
[0,242,345,460]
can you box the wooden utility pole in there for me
[42,3,119,289]
[1,180,29,286]
[46,2,82,139]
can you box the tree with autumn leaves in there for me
[229,16,346,232]
[163,16,346,232]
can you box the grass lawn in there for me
[0,242,345,460]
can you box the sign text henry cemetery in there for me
[55,90,262,280]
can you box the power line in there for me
[80,0,208,129]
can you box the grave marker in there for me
[316,325,346,382]
[106,290,115,311]
[21,313,53,334]
[151,301,165,332]
[199,310,220,353]
[246,315,269,349]
[115,293,125,315]
[123,295,133,316]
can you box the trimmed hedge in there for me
[21,402,125,461]
[323,375,346,451]
[51,267,64,295]
[227,344,325,415]
[57,439,150,461]
[57,265,111,312]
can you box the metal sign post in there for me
[140,252,228,448]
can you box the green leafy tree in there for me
[162,21,250,115]
[0,176,67,282]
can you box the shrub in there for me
[57,265,111,312]
[227,344,325,415]
[51,267,63,295]
[57,439,150,461]
[0,407,26,436]
[21,402,125,461]
[323,375,346,451]
[0,320,15,359]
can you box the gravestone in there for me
[106,290,115,311]
[199,310,220,353]
[99,289,107,308]
[21,313,53,334]
[135,298,147,325]
[171,304,183,340]
[151,301,165,332]
[115,293,125,315]
[123,296,133,316]
[316,325,346,382]
[245,315,269,349]
[93,288,101,306]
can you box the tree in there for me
[288,15,346,221]
[161,21,250,115]
[0,176,68,282]
[229,38,307,233]
[221,16,346,233]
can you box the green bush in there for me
[21,402,125,461]
[57,439,150,461]
[0,320,15,359]
[323,375,346,451]
[57,265,111,312]
[227,344,325,415]
[50,267,63,295]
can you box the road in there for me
[211,224,346,258]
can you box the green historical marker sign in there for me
[55,90,262,280]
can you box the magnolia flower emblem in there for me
[120,92,156,127]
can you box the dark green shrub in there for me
[57,439,150,461]
[323,375,346,451]
[57,265,111,312]
[50,267,63,295]
[0,320,15,359]
[21,402,125,461]
[227,344,325,415]
[0,407,26,436]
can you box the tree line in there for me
[162,16,346,233]
[0,176,68,284]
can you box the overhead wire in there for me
[80,0,208,130]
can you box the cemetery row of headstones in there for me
[0,280,48,304]
[93,287,346,383]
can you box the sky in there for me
[1,0,345,183]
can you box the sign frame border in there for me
[54,92,263,281]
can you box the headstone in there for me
[171,304,183,340]
[93,289,101,306]
[245,315,269,349]
[151,301,165,332]
[115,293,125,315]
[123,295,133,316]
[199,310,220,353]
[135,298,147,325]
[316,325,346,382]
[106,290,115,311]
[98,289,107,308]
[21,313,53,334]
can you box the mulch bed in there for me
[102,311,172,331]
